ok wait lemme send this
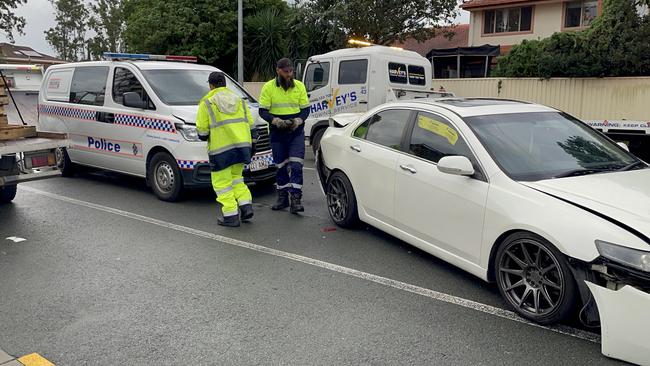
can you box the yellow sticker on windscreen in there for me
[418,115,459,145]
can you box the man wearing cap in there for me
[196,72,258,227]
[258,58,311,214]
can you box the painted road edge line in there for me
[21,186,601,344]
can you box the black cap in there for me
[208,71,226,87]
[276,58,293,70]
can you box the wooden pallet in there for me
[0,80,37,140]
[0,125,37,140]
[1,78,9,126]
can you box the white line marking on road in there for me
[303,167,316,171]
[22,186,601,344]
[5,236,26,243]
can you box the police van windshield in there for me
[141,69,256,106]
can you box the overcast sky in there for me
[0,0,470,57]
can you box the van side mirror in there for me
[437,156,475,176]
[123,92,147,109]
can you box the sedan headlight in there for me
[596,240,650,273]
[175,123,201,142]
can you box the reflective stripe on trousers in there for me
[211,163,252,216]
[271,130,305,193]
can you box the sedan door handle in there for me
[399,164,417,174]
[350,145,361,153]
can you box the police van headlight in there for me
[175,123,201,142]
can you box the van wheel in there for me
[311,128,326,154]
[148,152,183,202]
[55,147,76,177]
[0,185,17,203]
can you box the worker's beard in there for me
[280,76,295,90]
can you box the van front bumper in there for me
[181,162,277,188]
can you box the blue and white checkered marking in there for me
[38,104,175,133]
[177,160,208,170]
[177,152,273,171]
[114,114,175,133]
[40,105,96,120]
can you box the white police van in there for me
[38,53,274,201]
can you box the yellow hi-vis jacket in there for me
[259,78,310,117]
[196,87,253,171]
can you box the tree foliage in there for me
[302,0,457,45]
[122,0,456,79]
[45,0,88,61]
[1,0,26,42]
[244,8,288,80]
[123,0,290,77]
[87,0,126,59]
[495,0,650,78]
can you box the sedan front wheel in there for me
[326,171,359,228]
[495,232,578,324]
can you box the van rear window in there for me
[408,65,426,85]
[70,67,109,106]
[388,63,407,84]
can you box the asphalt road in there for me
[0,151,624,365]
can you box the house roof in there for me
[392,24,469,57]
[0,43,66,65]
[461,0,553,10]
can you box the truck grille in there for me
[256,125,271,152]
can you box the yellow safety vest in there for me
[258,78,310,117]
[196,87,253,170]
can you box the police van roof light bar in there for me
[102,52,198,63]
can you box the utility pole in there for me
[238,0,243,84]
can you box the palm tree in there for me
[244,8,288,81]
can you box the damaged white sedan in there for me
[316,99,650,365]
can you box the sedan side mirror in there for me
[437,156,475,176]
[123,92,148,109]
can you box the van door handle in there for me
[359,101,368,104]
[350,145,361,153]
[399,164,417,174]
[96,112,115,124]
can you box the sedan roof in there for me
[403,98,559,117]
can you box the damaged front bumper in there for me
[586,281,650,366]
[574,258,650,365]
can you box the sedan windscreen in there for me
[465,112,642,181]
[142,69,256,106]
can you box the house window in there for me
[484,6,533,34]
[565,1,598,28]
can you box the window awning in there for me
[427,45,500,58]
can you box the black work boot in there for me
[218,215,241,227]
[271,190,290,210]
[290,192,304,214]
[240,204,254,221]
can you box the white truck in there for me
[0,64,68,203]
[301,45,452,152]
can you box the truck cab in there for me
[302,45,452,152]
